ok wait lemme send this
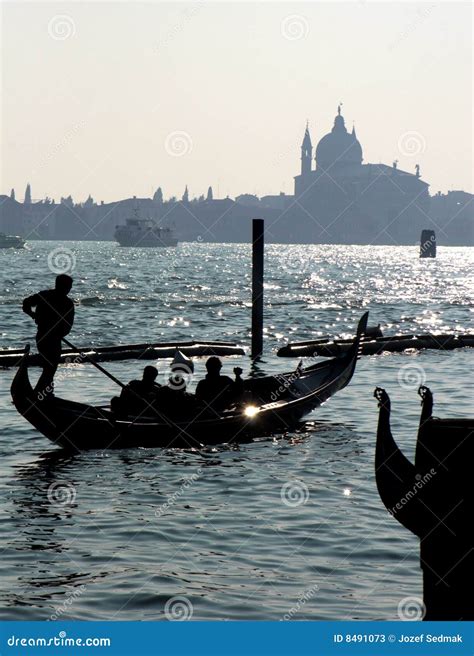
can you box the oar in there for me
[62,337,126,389]
[61,336,173,426]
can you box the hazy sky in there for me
[1,1,472,203]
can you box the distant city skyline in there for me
[1,2,472,202]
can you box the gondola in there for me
[0,339,245,368]
[374,386,474,620]
[10,313,368,451]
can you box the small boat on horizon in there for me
[114,209,177,247]
[0,232,25,249]
[11,314,368,450]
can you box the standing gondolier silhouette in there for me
[22,274,75,397]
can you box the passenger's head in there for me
[206,356,222,375]
[55,274,73,295]
[143,366,158,383]
[110,396,121,414]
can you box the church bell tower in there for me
[301,122,313,176]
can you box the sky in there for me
[1,1,472,203]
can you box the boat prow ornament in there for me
[374,386,474,620]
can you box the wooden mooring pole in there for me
[420,229,436,258]
[251,219,264,359]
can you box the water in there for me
[0,242,472,621]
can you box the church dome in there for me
[315,106,363,169]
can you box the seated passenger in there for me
[118,365,161,416]
[110,396,122,417]
[154,372,197,418]
[195,357,243,411]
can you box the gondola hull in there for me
[11,314,368,450]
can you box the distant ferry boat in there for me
[114,213,177,248]
[0,232,25,249]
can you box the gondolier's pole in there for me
[62,337,126,389]
[62,336,174,427]
[251,219,264,360]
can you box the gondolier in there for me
[11,313,368,449]
[22,274,75,397]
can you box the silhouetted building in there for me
[3,107,473,244]
[430,190,474,242]
[293,106,433,244]
[24,183,32,205]
[0,195,23,234]
[235,194,260,207]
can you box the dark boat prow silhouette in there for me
[11,313,368,451]
[374,386,474,620]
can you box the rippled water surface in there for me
[0,242,473,620]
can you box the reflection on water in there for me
[0,243,472,620]
[2,422,372,621]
